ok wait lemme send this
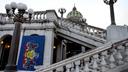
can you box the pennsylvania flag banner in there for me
[17,36,45,71]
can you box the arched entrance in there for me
[0,35,12,70]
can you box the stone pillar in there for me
[107,25,128,42]
[61,40,67,60]
[81,46,86,53]
[43,29,55,68]
[56,45,62,62]
[46,10,58,21]
[45,11,58,66]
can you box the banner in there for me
[17,35,45,71]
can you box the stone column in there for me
[81,46,86,53]
[56,44,62,62]
[43,29,55,68]
[61,40,67,60]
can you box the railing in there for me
[87,25,106,39]
[36,38,128,72]
[31,11,46,22]
[0,11,47,24]
[61,20,106,40]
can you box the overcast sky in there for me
[0,0,128,29]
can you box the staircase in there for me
[36,38,128,72]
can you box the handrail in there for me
[60,20,106,40]
[87,25,105,32]
[36,42,111,71]
[36,38,128,72]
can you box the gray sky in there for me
[0,0,128,29]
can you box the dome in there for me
[67,6,83,19]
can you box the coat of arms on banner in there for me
[23,42,39,69]
[17,36,45,71]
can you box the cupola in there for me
[67,6,83,21]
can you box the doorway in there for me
[0,35,12,70]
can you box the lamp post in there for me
[104,0,117,25]
[4,2,33,71]
[58,8,66,26]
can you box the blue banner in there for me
[17,36,45,71]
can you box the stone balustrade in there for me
[31,11,46,21]
[87,25,106,39]
[36,38,128,72]
[0,11,47,24]
[61,20,106,40]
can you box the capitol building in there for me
[0,1,128,72]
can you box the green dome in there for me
[67,6,83,19]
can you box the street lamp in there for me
[103,0,117,25]
[58,8,66,26]
[4,2,33,71]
